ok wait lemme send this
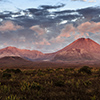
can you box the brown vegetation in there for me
[0,66,100,100]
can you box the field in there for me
[0,66,100,100]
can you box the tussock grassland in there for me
[0,66,100,100]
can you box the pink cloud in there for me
[33,39,51,46]
[30,25,46,35]
[77,21,100,36]
[88,0,96,3]
[50,37,65,43]
[59,24,75,38]
[0,21,23,31]
[58,21,100,39]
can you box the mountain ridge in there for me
[0,46,44,60]
[52,38,100,61]
[0,38,100,62]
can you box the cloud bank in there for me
[0,21,23,32]
[58,21,100,39]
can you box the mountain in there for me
[36,38,100,62]
[0,56,33,67]
[0,46,44,60]
[0,38,100,62]
[52,38,100,61]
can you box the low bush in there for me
[14,69,22,74]
[2,73,11,78]
[4,69,15,73]
[54,80,65,87]
[31,81,42,90]
[78,66,92,75]
[4,69,22,74]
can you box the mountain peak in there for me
[5,46,17,50]
[77,38,91,41]
[74,38,99,46]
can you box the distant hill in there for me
[0,46,44,60]
[0,56,81,68]
[0,56,33,67]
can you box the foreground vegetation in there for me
[0,66,100,100]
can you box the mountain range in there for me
[0,38,100,63]
[35,38,100,62]
[0,46,43,60]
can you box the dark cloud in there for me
[0,12,11,19]
[56,15,80,20]
[54,10,75,14]
[26,8,49,16]
[77,7,100,21]
[39,3,65,10]
[0,6,100,29]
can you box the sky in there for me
[0,0,100,53]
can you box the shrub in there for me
[56,68,63,71]
[54,80,65,87]
[83,80,92,87]
[20,81,30,91]
[14,69,22,74]
[37,72,44,76]
[4,69,14,73]
[2,73,11,78]
[31,81,42,90]
[91,95,96,100]
[6,95,19,100]
[4,69,22,74]
[78,66,92,75]
[69,68,74,71]
[46,68,54,73]
[64,68,74,72]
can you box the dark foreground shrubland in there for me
[0,66,100,100]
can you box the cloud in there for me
[30,25,46,35]
[72,0,87,1]
[77,7,100,20]
[77,21,100,34]
[1,6,100,29]
[57,24,75,38]
[0,5,100,53]
[58,21,100,39]
[19,36,26,42]
[38,39,51,45]
[39,3,65,10]
[32,39,51,49]
[50,37,65,43]
[88,0,96,3]
[0,21,23,32]
[72,0,96,3]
